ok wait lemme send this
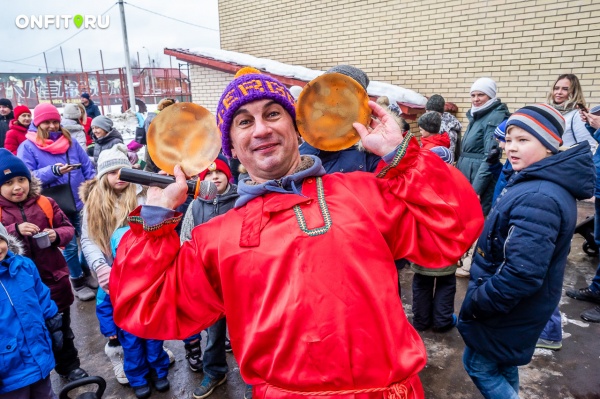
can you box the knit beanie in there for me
[33,103,61,126]
[81,92,91,100]
[91,116,113,133]
[0,148,31,186]
[0,224,9,245]
[326,65,369,91]
[430,146,454,164]
[97,144,131,179]
[0,98,13,110]
[426,95,445,114]
[63,103,82,120]
[199,154,232,181]
[418,111,442,134]
[506,104,564,153]
[216,68,296,158]
[494,120,508,142]
[470,77,497,98]
[13,105,31,120]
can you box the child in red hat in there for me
[4,105,32,154]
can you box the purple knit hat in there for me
[216,70,296,158]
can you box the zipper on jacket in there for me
[18,203,27,222]
[496,224,515,275]
[0,280,14,307]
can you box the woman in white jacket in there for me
[546,74,597,153]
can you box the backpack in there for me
[0,195,54,228]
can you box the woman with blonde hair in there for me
[80,144,172,396]
[18,103,97,301]
[546,73,596,152]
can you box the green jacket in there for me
[457,100,510,196]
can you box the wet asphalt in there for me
[52,201,600,399]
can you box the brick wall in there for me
[218,0,600,125]
[189,65,232,114]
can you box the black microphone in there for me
[118,168,218,200]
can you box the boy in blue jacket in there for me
[0,224,63,398]
[458,104,595,399]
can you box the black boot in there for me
[70,276,95,301]
[82,266,98,289]
[184,340,203,372]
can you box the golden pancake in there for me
[147,103,221,176]
[296,73,371,151]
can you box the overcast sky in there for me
[1,0,220,74]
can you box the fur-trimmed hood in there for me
[26,176,43,199]
[4,234,24,255]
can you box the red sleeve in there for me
[4,131,19,154]
[110,210,225,340]
[368,134,483,267]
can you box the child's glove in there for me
[96,264,112,293]
[46,313,63,351]
[136,112,145,128]
[128,151,139,165]
[486,146,502,164]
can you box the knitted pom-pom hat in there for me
[216,67,296,158]
[506,104,565,153]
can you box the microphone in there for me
[118,168,218,200]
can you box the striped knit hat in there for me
[494,120,507,142]
[216,67,296,158]
[506,104,565,153]
[97,144,131,179]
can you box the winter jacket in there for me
[492,161,514,204]
[80,180,146,272]
[180,184,239,243]
[587,124,600,198]
[84,100,101,119]
[4,120,27,154]
[0,178,75,312]
[18,135,96,212]
[299,142,381,173]
[0,237,58,394]
[457,100,510,214]
[561,109,598,153]
[421,132,450,151]
[441,112,462,157]
[458,143,595,366]
[0,112,13,148]
[61,119,88,150]
[93,128,124,165]
[111,137,484,399]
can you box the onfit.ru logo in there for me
[15,15,110,29]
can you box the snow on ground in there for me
[175,47,428,107]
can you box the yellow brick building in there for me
[218,0,600,124]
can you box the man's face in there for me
[0,105,11,116]
[81,97,89,106]
[230,99,301,183]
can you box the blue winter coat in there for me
[18,137,96,212]
[492,161,514,204]
[299,142,381,173]
[586,124,600,198]
[458,143,595,366]
[0,251,57,394]
[84,100,101,119]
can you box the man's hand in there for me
[18,222,40,236]
[43,228,57,242]
[146,165,188,210]
[584,112,600,130]
[353,101,404,156]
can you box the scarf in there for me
[471,97,499,115]
[548,101,576,115]
[25,132,70,154]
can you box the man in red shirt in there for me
[111,69,483,399]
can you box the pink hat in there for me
[33,103,61,126]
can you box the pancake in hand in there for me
[296,72,371,151]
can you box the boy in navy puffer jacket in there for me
[458,104,595,399]
[0,224,63,398]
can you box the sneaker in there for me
[581,306,600,323]
[536,338,562,350]
[193,375,227,399]
[70,276,96,301]
[185,341,203,372]
[105,341,129,384]
[133,384,151,399]
[244,384,253,399]
[433,314,458,333]
[61,367,89,382]
[566,287,600,304]
[164,346,175,365]
[225,338,232,353]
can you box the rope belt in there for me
[267,379,410,399]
